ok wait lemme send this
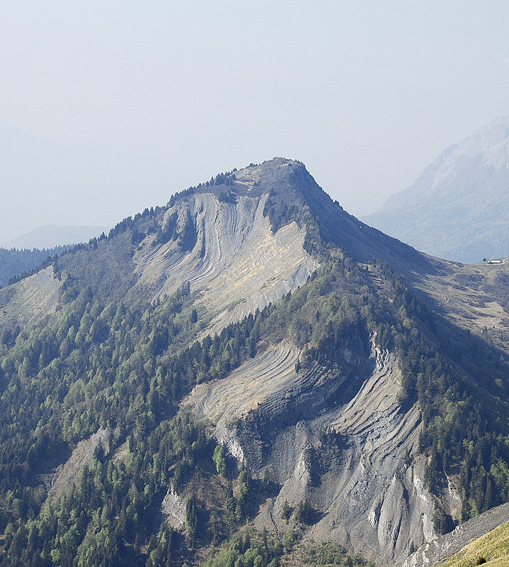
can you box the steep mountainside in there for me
[363,117,509,263]
[0,158,508,567]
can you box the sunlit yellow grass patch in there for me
[435,521,509,567]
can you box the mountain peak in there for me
[244,156,302,170]
[235,157,306,195]
[233,157,305,190]
[453,115,509,170]
[165,156,429,275]
[2,156,509,567]
[471,115,509,144]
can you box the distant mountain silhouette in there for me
[2,225,110,250]
[363,117,509,263]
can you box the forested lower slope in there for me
[0,158,507,567]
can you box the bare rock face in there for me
[133,191,318,335]
[301,350,435,566]
[0,266,61,328]
[187,342,438,566]
[161,486,187,529]
[47,428,112,500]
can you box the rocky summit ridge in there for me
[0,158,508,567]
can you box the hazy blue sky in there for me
[1,1,509,244]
